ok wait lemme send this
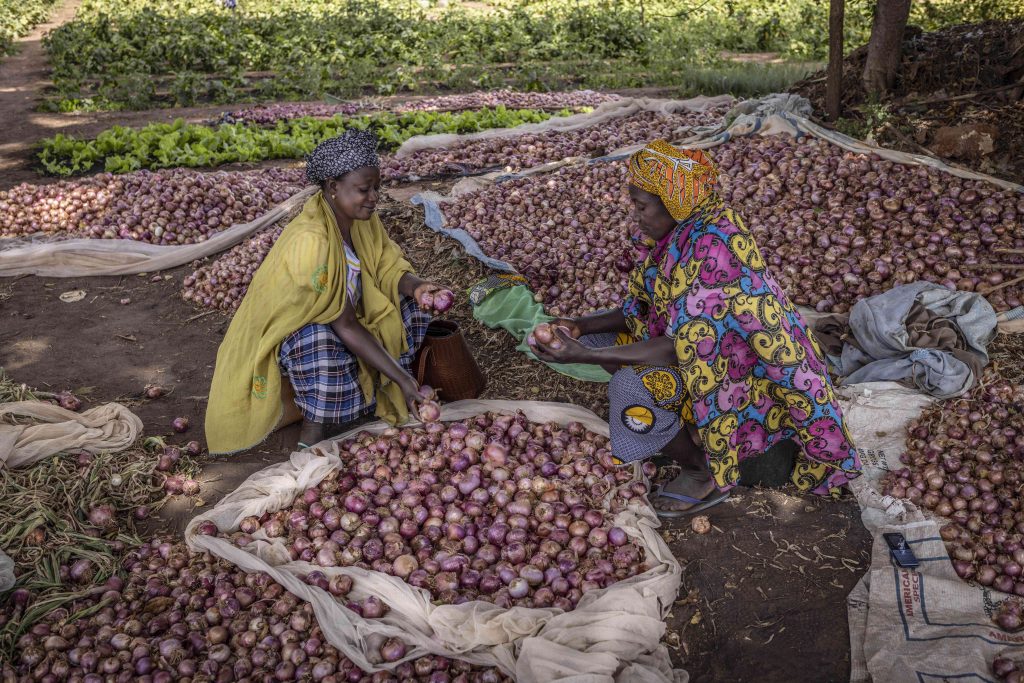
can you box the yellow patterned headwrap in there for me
[627,140,720,221]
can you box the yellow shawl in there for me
[205,191,413,455]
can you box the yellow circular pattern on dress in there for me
[728,232,765,271]
[622,406,655,434]
[641,370,679,405]
[750,329,805,366]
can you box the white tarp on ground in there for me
[836,382,1024,682]
[0,400,143,469]
[394,95,735,158]
[185,400,687,683]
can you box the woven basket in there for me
[414,320,486,401]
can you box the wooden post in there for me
[826,0,845,121]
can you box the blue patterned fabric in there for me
[279,296,430,423]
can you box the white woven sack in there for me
[186,400,687,683]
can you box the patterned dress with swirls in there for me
[622,196,861,495]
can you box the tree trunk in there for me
[862,0,912,97]
[826,0,845,120]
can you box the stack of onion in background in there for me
[220,89,621,126]
[439,135,1023,316]
[0,168,305,245]
[381,105,731,181]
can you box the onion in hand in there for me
[432,289,455,313]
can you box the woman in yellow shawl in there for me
[205,130,452,454]
[533,141,861,517]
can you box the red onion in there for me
[68,559,95,584]
[993,599,1024,632]
[87,504,116,529]
[432,289,455,313]
[144,384,165,399]
[993,656,1018,678]
[196,521,218,536]
[360,596,388,619]
[328,574,353,597]
[379,637,407,662]
[418,401,442,423]
[56,390,82,412]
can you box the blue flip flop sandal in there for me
[650,486,730,519]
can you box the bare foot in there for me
[653,471,718,512]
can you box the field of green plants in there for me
[38,106,572,175]
[0,0,62,55]
[39,0,1023,111]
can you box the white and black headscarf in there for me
[305,129,380,186]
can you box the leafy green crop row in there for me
[1,0,62,56]
[37,106,569,176]
[41,0,1024,111]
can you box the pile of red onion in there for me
[207,412,651,610]
[994,652,1024,682]
[715,136,1023,312]
[0,167,305,245]
[881,374,1024,595]
[219,102,369,125]
[182,220,287,310]
[5,538,511,682]
[440,134,1023,316]
[157,440,203,499]
[442,161,633,317]
[397,89,620,113]
[382,107,731,181]
[220,91,620,126]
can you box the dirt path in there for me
[0,0,285,188]
[0,0,83,185]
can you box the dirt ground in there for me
[792,20,1024,185]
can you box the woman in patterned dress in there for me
[533,141,861,516]
[205,130,451,454]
